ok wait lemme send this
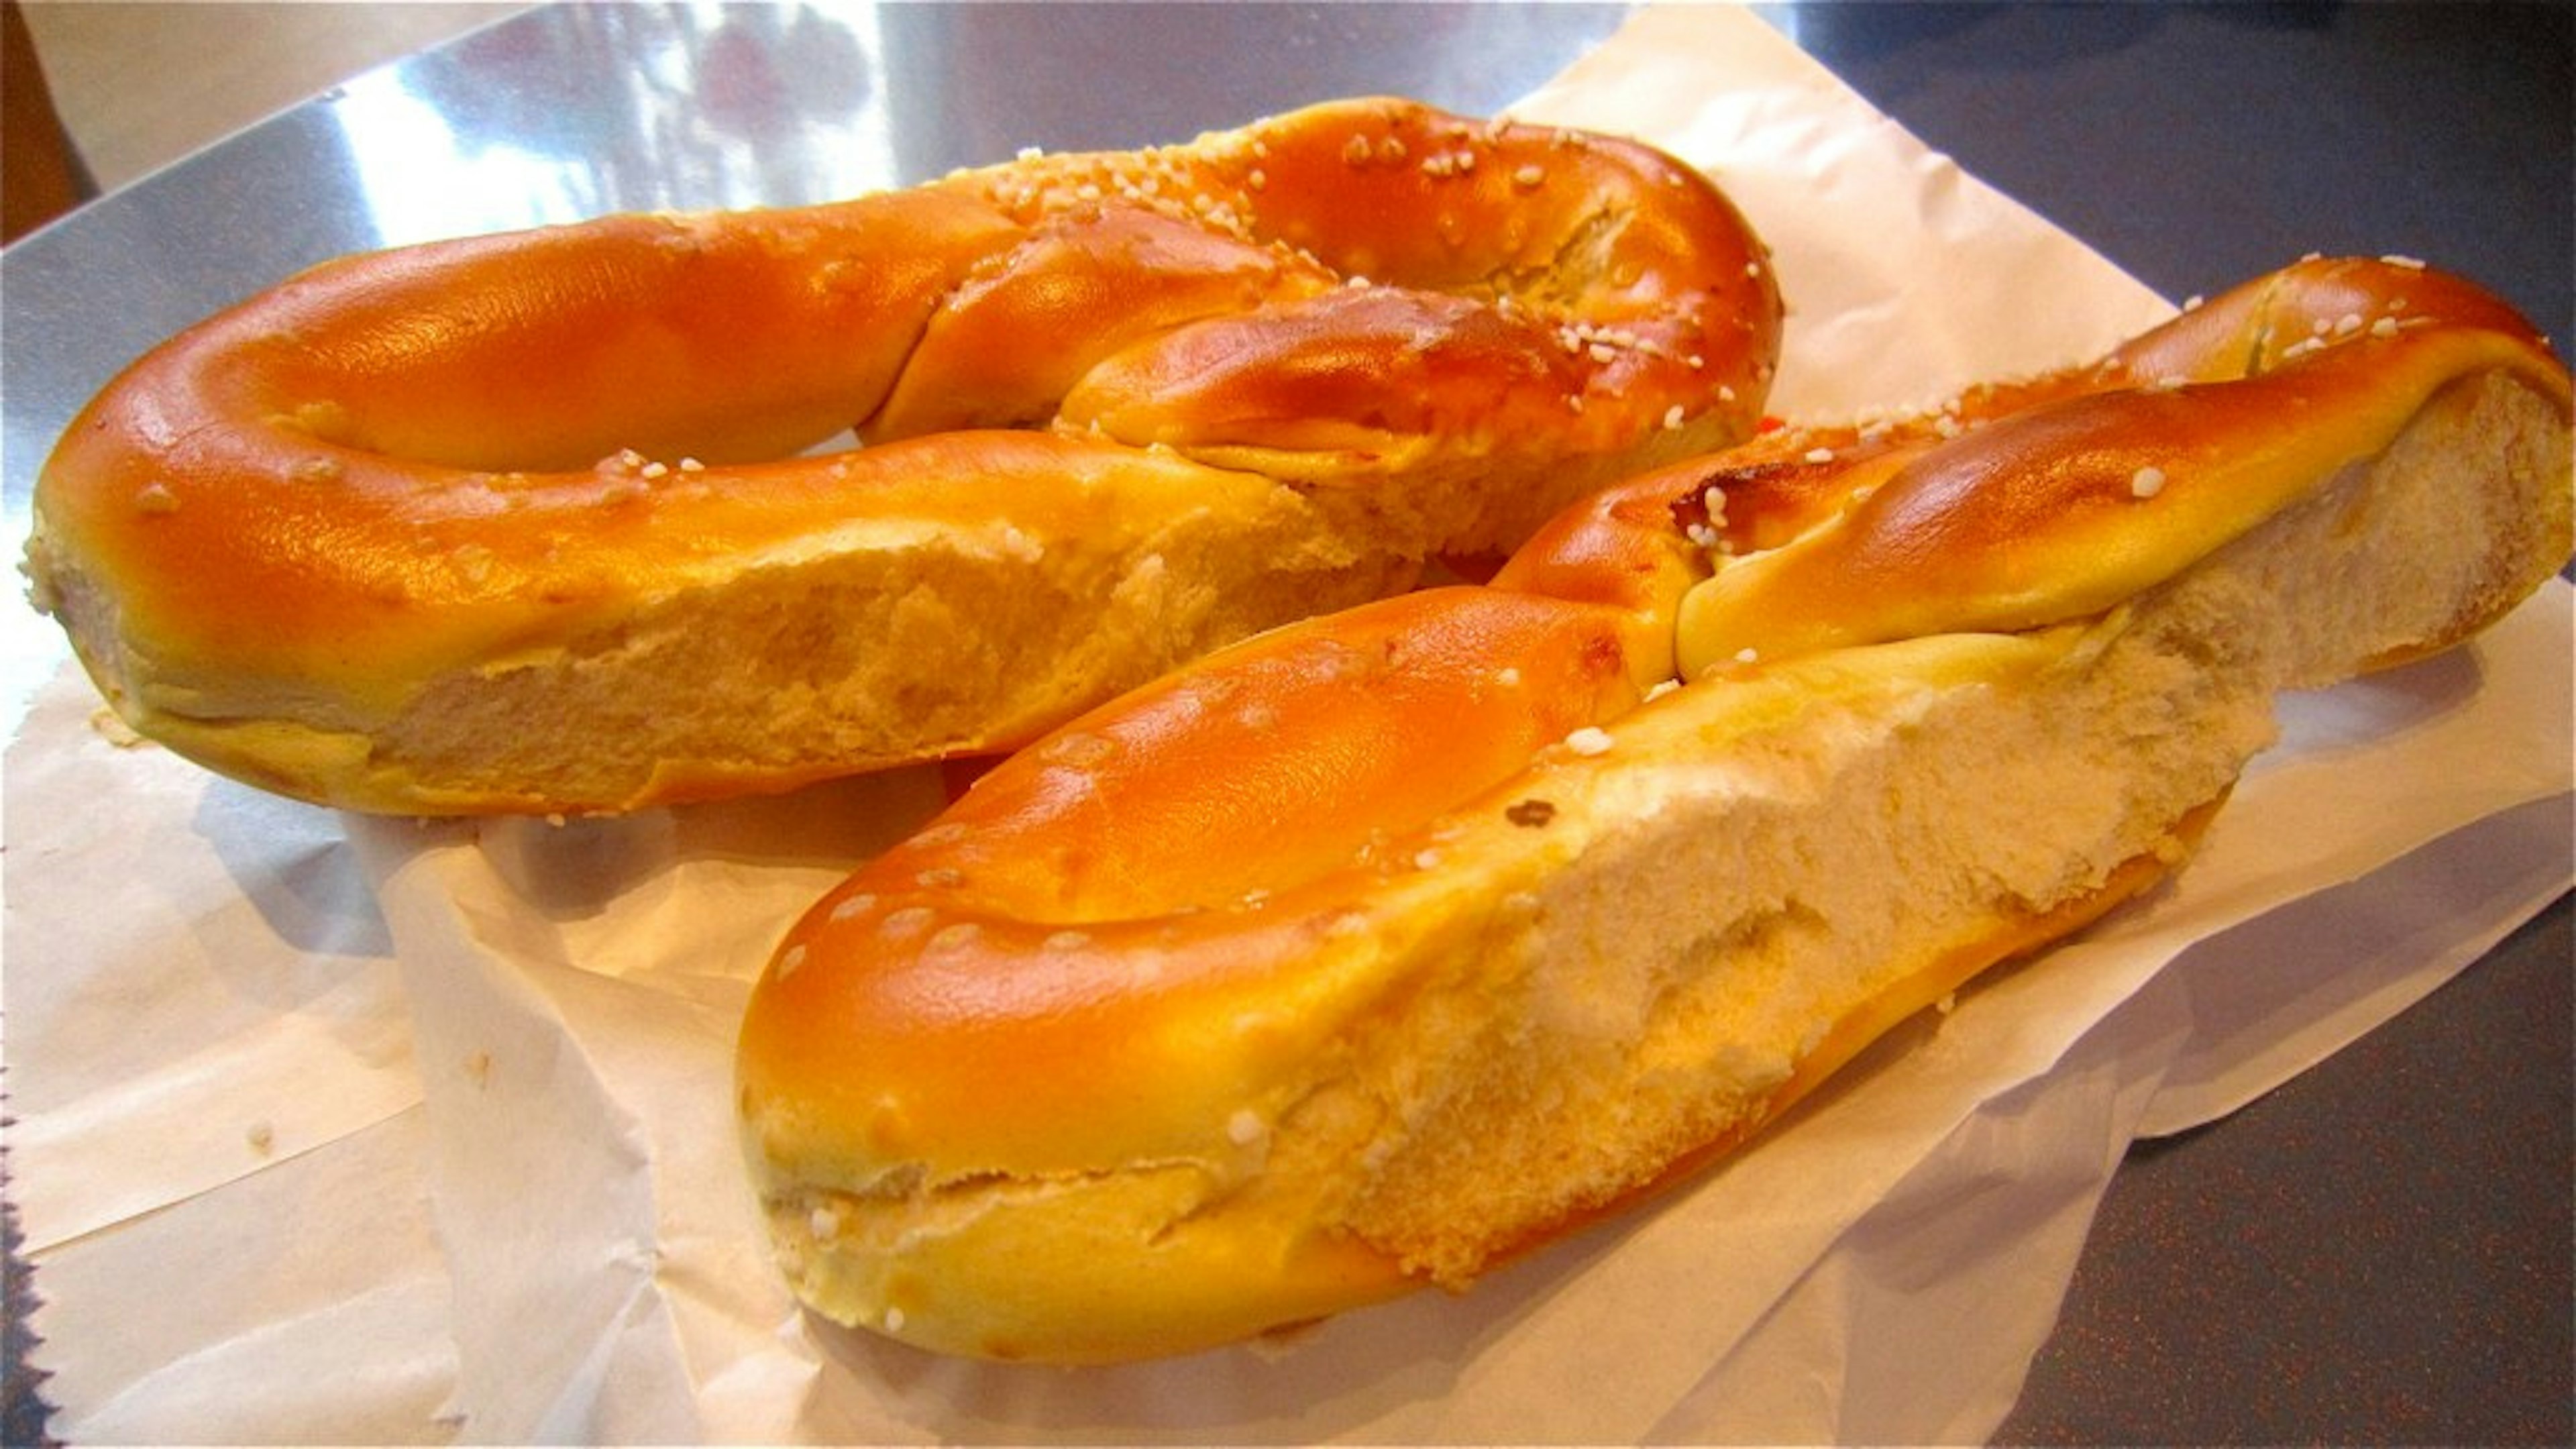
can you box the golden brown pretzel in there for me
[23,98,1778,815]
[734,258,2572,1362]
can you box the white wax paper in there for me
[7,5,2569,1443]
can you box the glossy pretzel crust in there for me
[26,98,1780,814]
[737,258,2573,1362]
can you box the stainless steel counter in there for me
[4,4,2567,1441]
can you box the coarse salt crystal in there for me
[2131,466,2167,498]
[1563,726,1614,757]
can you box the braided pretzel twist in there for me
[25,98,1778,814]
[735,258,2572,1361]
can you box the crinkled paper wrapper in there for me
[7,5,2571,1442]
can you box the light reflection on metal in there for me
[337,3,900,244]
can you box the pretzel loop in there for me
[736,258,2573,1362]
[26,98,1781,814]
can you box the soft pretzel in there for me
[23,98,1778,815]
[733,258,2573,1362]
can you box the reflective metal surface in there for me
[3,2,1634,496]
